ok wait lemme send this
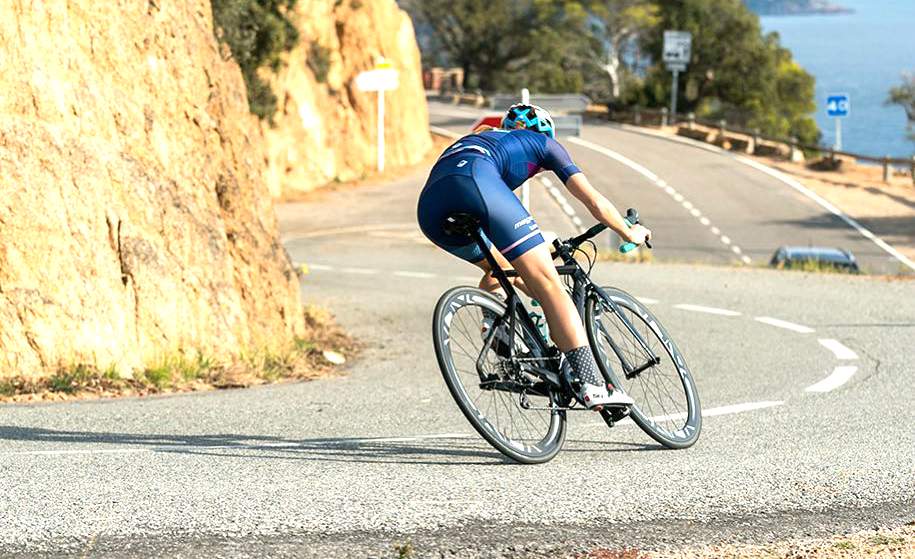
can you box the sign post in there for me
[826,93,850,150]
[355,58,400,172]
[520,88,531,210]
[663,31,692,123]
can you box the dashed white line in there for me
[674,304,742,316]
[754,316,815,334]
[741,255,753,265]
[568,136,751,265]
[805,366,858,393]
[731,245,742,255]
[340,267,379,275]
[636,297,660,305]
[393,271,437,279]
[710,226,721,235]
[818,339,859,360]
[587,399,785,428]
[307,264,333,271]
[567,136,660,182]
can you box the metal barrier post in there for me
[661,107,669,127]
[688,112,695,130]
[752,128,760,155]
[883,156,890,183]
[634,107,641,125]
[911,156,915,186]
[790,137,798,161]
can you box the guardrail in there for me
[600,106,915,185]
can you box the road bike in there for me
[431,209,702,463]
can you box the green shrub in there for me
[307,41,332,83]
[211,0,300,120]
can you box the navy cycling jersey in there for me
[436,129,581,188]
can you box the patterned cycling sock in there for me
[564,346,603,386]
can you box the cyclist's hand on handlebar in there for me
[625,224,652,246]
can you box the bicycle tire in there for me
[433,286,567,464]
[585,286,701,449]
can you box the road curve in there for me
[429,101,909,274]
[1,162,912,557]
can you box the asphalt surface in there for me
[1,110,914,557]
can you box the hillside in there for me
[262,0,432,197]
[0,1,304,378]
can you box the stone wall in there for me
[0,1,304,377]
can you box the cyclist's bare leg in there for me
[473,245,533,298]
[507,243,586,352]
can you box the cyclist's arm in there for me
[564,173,649,244]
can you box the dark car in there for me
[770,246,860,273]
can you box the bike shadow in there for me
[0,425,661,465]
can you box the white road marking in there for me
[700,217,711,226]
[674,303,742,316]
[690,208,702,217]
[587,399,784,428]
[805,366,858,393]
[636,296,660,305]
[720,236,732,245]
[818,339,859,360]
[710,226,721,235]
[393,271,437,279]
[340,267,379,275]
[541,175,586,233]
[734,156,915,272]
[682,200,694,210]
[308,264,334,271]
[731,245,742,254]
[285,223,416,240]
[741,255,753,265]
[664,185,676,195]
[673,193,685,202]
[754,316,815,334]
[567,137,660,182]
[617,123,725,154]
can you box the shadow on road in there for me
[0,426,661,465]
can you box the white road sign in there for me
[663,31,692,65]
[355,67,399,92]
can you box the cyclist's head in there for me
[502,103,555,138]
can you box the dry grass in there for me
[0,306,357,403]
[585,524,915,559]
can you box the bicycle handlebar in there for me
[561,208,653,254]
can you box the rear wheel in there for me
[585,287,701,449]
[433,287,566,464]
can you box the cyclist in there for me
[417,104,651,409]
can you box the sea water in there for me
[760,0,915,157]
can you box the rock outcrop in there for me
[262,0,432,196]
[0,1,304,377]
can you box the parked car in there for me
[770,246,860,273]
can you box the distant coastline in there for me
[745,1,854,16]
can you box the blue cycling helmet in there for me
[502,103,556,138]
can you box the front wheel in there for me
[585,287,701,449]
[433,287,567,464]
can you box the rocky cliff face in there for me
[262,0,432,196]
[0,1,304,377]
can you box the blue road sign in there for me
[826,94,850,118]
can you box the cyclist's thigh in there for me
[472,159,545,262]
[417,162,492,263]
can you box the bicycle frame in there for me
[470,227,661,388]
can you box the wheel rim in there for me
[438,290,563,458]
[590,294,699,444]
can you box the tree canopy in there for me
[404,0,820,143]
[887,72,915,141]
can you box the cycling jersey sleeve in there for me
[542,137,582,184]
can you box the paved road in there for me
[429,101,911,274]
[1,165,913,557]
